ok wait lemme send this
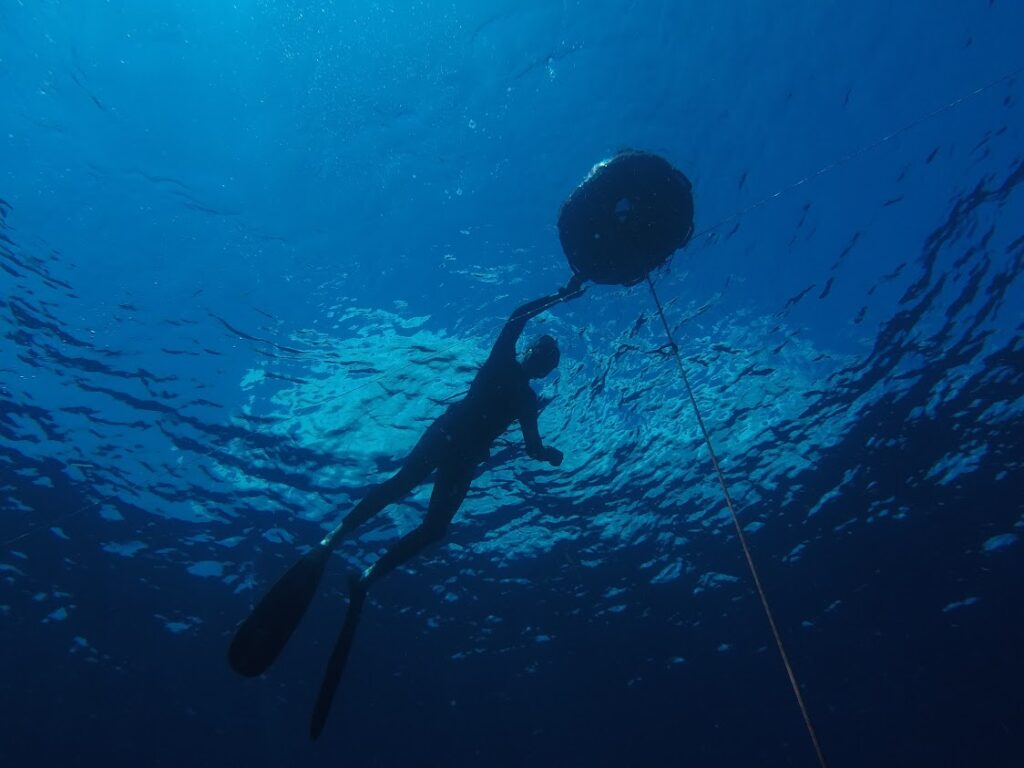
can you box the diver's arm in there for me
[492,276,587,358]
[519,402,564,466]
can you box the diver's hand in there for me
[544,447,564,467]
[557,274,587,300]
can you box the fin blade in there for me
[228,544,331,677]
[310,588,366,741]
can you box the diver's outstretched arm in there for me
[492,275,587,356]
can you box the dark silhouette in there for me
[333,280,583,594]
[228,275,586,739]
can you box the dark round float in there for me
[558,151,694,286]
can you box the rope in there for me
[645,274,830,768]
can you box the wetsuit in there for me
[337,291,565,589]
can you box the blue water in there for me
[2,2,1023,766]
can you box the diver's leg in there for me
[324,421,444,545]
[231,421,448,679]
[355,462,473,590]
[309,463,473,739]
[228,453,437,677]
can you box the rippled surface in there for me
[2,2,1023,766]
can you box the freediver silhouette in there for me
[229,276,587,739]
[229,150,695,741]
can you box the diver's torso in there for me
[442,353,534,456]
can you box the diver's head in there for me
[522,334,560,379]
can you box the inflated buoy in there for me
[558,151,694,286]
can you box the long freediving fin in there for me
[310,583,367,741]
[228,543,332,678]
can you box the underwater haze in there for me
[2,1,1023,766]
